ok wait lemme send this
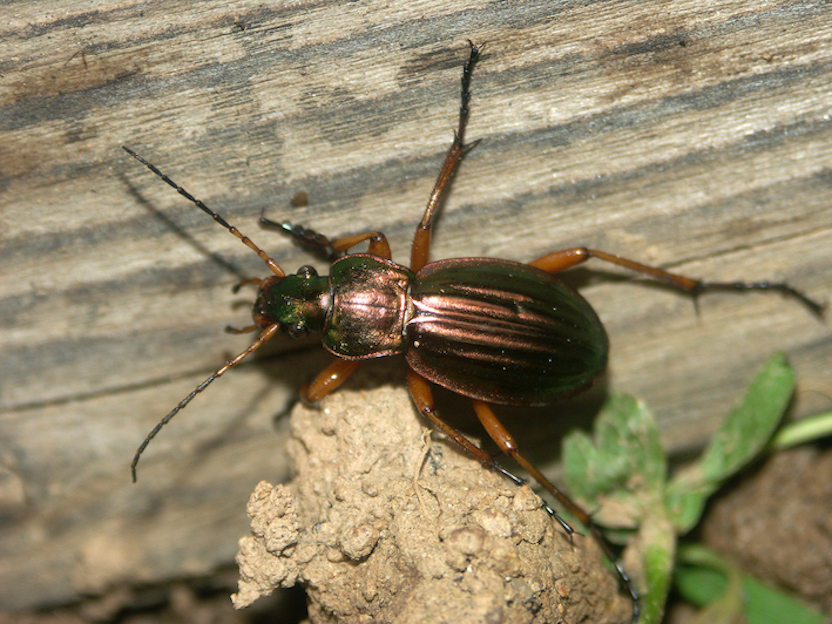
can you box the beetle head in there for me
[253,265,331,337]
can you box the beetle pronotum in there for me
[124,42,822,622]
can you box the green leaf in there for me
[676,545,747,624]
[563,393,665,526]
[675,545,824,624]
[563,393,674,624]
[769,409,832,451]
[699,353,794,481]
[561,356,804,624]
[666,354,795,533]
[639,515,677,624]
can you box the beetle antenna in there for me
[131,324,280,482]
[122,146,285,278]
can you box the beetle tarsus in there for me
[698,280,825,317]
[490,462,576,536]
[265,218,340,260]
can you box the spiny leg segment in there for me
[262,218,393,262]
[260,218,340,261]
[406,369,640,620]
[469,399,640,616]
[411,41,482,273]
[530,248,823,315]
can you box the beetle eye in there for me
[287,323,307,339]
[297,265,317,277]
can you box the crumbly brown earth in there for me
[233,385,631,624]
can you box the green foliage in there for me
[674,545,825,624]
[562,353,825,624]
[665,353,795,533]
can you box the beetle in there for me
[124,42,822,622]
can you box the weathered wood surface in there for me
[1,0,830,612]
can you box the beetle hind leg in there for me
[406,372,573,538]
[406,371,638,619]
[469,398,640,620]
[529,246,822,316]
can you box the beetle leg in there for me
[406,371,566,516]
[303,358,362,403]
[264,219,392,261]
[408,372,640,617]
[530,246,823,315]
[329,231,392,260]
[262,219,340,260]
[232,277,262,294]
[407,373,573,533]
[470,400,592,528]
[407,370,496,466]
[470,398,640,619]
[411,42,482,273]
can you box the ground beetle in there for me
[124,43,823,622]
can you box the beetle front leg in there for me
[329,231,392,260]
[265,217,393,261]
[285,225,392,260]
[530,247,822,315]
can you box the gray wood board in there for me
[1,0,830,611]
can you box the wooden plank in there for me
[1,0,830,611]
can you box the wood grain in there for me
[1,0,830,612]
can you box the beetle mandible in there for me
[124,42,823,622]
